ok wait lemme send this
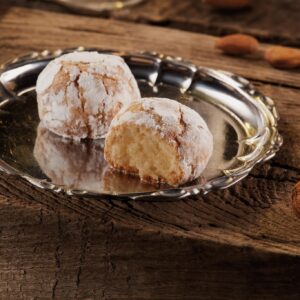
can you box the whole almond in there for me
[264,46,300,69]
[203,0,251,10]
[215,34,259,56]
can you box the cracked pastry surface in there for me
[36,51,141,139]
[104,97,213,186]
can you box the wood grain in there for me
[1,195,300,300]
[1,5,300,89]
[6,0,300,47]
[0,6,300,300]
[112,0,300,47]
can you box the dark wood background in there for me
[0,1,300,299]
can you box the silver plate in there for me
[0,47,282,200]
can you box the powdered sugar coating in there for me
[36,51,141,139]
[108,97,213,184]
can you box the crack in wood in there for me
[51,212,62,299]
[75,218,89,294]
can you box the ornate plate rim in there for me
[0,47,283,200]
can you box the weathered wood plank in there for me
[1,196,300,299]
[112,0,300,47]
[5,0,300,47]
[0,6,299,89]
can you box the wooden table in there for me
[0,2,300,299]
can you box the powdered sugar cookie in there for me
[36,51,141,139]
[104,97,213,186]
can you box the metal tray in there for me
[0,47,282,200]
[51,0,145,14]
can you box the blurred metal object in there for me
[51,0,145,14]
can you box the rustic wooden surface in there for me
[112,0,300,47]
[7,0,300,46]
[0,5,300,300]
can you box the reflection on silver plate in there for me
[0,47,282,200]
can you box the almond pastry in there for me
[104,97,213,186]
[36,51,141,139]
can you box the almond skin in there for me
[215,34,259,56]
[203,0,251,10]
[264,46,300,69]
